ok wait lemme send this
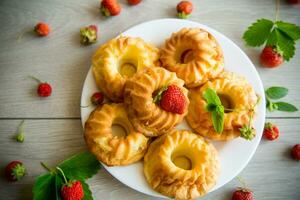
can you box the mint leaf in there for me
[58,152,101,181]
[243,19,274,47]
[82,181,93,200]
[265,86,288,99]
[55,175,63,200]
[276,21,300,41]
[33,173,56,200]
[212,105,224,133]
[203,88,221,105]
[274,102,298,112]
[153,85,168,104]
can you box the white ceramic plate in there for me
[81,18,266,198]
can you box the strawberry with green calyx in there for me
[33,152,100,200]
[14,120,25,143]
[243,0,300,67]
[239,125,256,141]
[263,122,279,141]
[100,0,121,17]
[177,1,193,19]
[30,76,52,97]
[81,92,104,108]
[291,144,300,160]
[35,22,50,37]
[265,86,298,112]
[56,167,84,200]
[153,85,187,114]
[232,177,254,200]
[5,161,26,181]
[80,25,98,45]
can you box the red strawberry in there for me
[127,0,141,5]
[287,0,300,4]
[38,83,52,97]
[177,1,193,19]
[263,122,279,141]
[291,144,300,160]
[100,0,121,16]
[260,46,283,68]
[154,85,187,114]
[91,92,104,106]
[80,25,98,45]
[232,188,254,200]
[61,180,84,200]
[5,161,26,181]
[34,22,50,37]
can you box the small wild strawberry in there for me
[260,46,283,68]
[30,76,52,97]
[232,177,254,200]
[177,1,193,19]
[91,92,104,106]
[263,122,279,141]
[287,0,300,4]
[80,25,98,45]
[100,0,121,16]
[5,161,26,181]
[127,0,141,5]
[291,144,300,160]
[34,22,50,37]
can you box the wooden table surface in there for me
[0,0,299,199]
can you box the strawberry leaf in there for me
[33,173,56,200]
[243,19,274,47]
[274,102,298,112]
[58,152,101,181]
[82,181,93,200]
[265,86,288,99]
[276,21,300,41]
[55,175,63,200]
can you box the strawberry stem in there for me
[237,176,248,189]
[40,162,54,173]
[18,120,25,133]
[29,76,42,83]
[56,167,68,184]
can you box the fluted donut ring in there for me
[84,103,149,166]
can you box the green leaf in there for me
[212,105,224,133]
[153,85,168,104]
[276,21,300,41]
[58,152,101,181]
[276,29,296,61]
[265,86,288,99]
[33,173,56,200]
[82,181,93,200]
[274,102,298,112]
[203,88,221,105]
[243,18,274,47]
[55,175,63,200]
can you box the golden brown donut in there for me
[84,103,149,166]
[124,67,189,137]
[144,130,220,200]
[92,36,160,102]
[160,28,224,88]
[186,72,258,141]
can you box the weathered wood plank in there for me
[0,0,299,118]
[0,119,299,200]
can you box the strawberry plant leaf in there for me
[274,102,298,112]
[58,151,101,181]
[276,29,296,61]
[276,21,300,41]
[82,181,93,200]
[265,86,288,99]
[55,174,63,200]
[243,18,274,47]
[33,173,56,200]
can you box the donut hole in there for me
[171,149,194,170]
[218,93,235,113]
[118,59,137,78]
[111,123,128,138]
[176,49,195,64]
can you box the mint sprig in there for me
[265,86,298,112]
[203,88,224,133]
[33,151,101,200]
[243,18,300,61]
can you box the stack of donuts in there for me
[84,28,258,200]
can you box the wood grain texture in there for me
[0,0,299,118]
[0,0,299,200]
[0,119,299,200]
